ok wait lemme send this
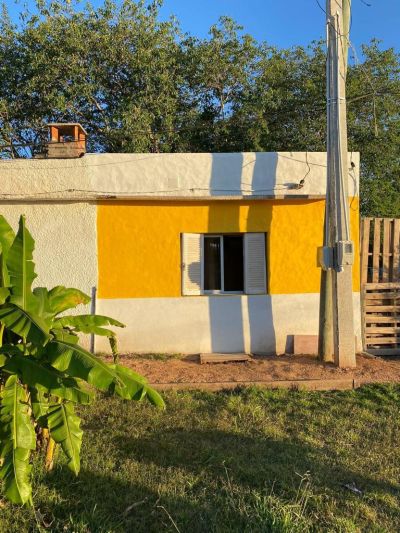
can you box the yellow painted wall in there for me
[97,199,360,298]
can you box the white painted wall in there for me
[96,293,362,355]
[0,203,97,312]
[0,157,89,197]
[0,152,359,199]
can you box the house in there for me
[0,125,361,354]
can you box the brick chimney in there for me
[46,123,87,158]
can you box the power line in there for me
[315,0,327,15]
[0,184,302,202]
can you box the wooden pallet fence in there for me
[361,218,400,284]
[362,282,400,356]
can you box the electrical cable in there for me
[0,184,298,199]
[0,151,328,174]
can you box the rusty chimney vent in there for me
[46,123,87,158]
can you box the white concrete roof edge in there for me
[0,151,360,199]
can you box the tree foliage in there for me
[0,0,399,216]
[0,214,164,505]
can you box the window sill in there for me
[203,291,244,295]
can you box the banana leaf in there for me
[6,216,39,313]
[143,386,165,409]
[30,389,50,426]
[0,375,36,505]
[0,444,33,505]
[47,286,91,315]
[0,215,16,287]
[53,314,125,337]
[110,364,147,400]
[110,364,165,408]
[0,287,10,304]
[51,327,80,344]
[46,340,120,390]
[0,304,50,345]
[4,355,93,404]
[32,287,57,327]
[0,375,36,450]
[47,402,83,475]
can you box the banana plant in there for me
[0,215,164,505]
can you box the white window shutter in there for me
[181,233,203,295]
[245,233,267,294]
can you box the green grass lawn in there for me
[1,385,400,532]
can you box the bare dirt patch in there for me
[106,353,400,384]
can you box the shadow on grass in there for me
[40,467,219,533]
[115,428,400,498]
[32,385,400,531]
[38,426,400,532]
[41,462,277,533]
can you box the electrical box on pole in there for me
[335,241,354,269]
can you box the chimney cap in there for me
[45,122,87,158]
[46,122,88,135]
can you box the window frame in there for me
[202,233,245,295]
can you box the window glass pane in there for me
[223,236,244,291]
[204,237,221,290]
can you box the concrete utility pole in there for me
[319,0,356,368]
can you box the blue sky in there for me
[159,0,400,51]
[5,0,400,52]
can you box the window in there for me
[181,233,267,295]
[204,235,244,292]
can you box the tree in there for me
[0,1,399,216]
[347,42,400,217]
[179,17,259,152]
[0,0,184,154]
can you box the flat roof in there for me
[0,152,360,201]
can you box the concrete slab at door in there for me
[200,353,251,364]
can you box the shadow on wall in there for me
[206,153,277,354]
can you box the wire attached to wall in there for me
[0,184,298,200]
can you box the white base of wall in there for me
[96,293,362,355]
